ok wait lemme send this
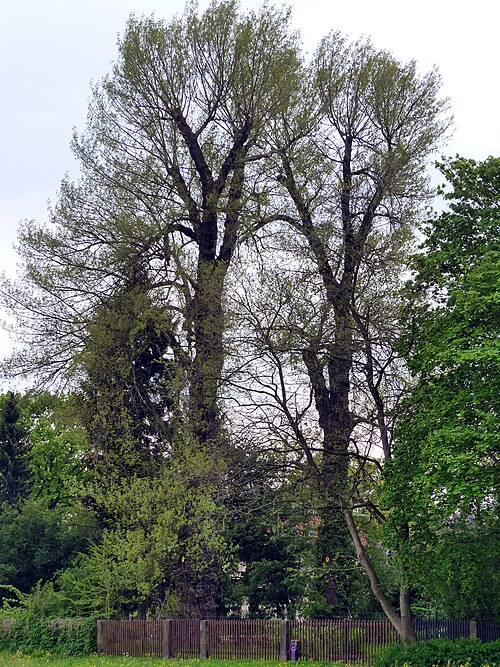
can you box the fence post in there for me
[469,619,477,640]
[200,620,208,658]
[96,620,103,654]
[280,620,290,662]
[162,620,171,658]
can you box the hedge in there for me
[0,616,96,656]
[373,638,500,667]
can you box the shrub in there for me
[0,583,96,656]
[0,614,96,656]
[373,638,500,667]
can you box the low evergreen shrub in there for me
[373,638,500,667]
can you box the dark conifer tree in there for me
[0,392,31,504]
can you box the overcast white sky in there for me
[0,0,499,380]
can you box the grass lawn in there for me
[0,656,344,667]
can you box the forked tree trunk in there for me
[344,509,416,642]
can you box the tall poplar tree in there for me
[230,34,450,634]
[1,0,301,442]
[0,0,302,616]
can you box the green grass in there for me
[0,655,345,667]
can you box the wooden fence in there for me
[413,618,471,641]
[170,618,200,658]
[207,619,281,660]
[98,618,500,663]
[289,619,400,664]
[476,620,500,642]
[99,619,163,657]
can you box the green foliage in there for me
[373,638,500,667]
[79,283,180,494]
[19,392,89,510]
[56,444,230,618]
[0,500,95,600]
[0,615,96,657]
[0,584,96,656]
[385,156,500,618]
[0,390,90,512]
[0,392,96,609]
[224,484,311,618]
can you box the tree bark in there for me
[190,261,227,445]
[400,583,417,642]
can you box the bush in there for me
[0,584,96,656]
[373,638,500,667]
[0,614,96,656]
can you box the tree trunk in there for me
[137,600,147,620]
[190,260,227,445]
[303,298,356,616]
[400,583,417,642]
[344,509,416,642]
[320,383,355,614]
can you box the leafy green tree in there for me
[0,499,94,601]
[282,37,448,630]
[0,392,95,606]
[76,262,235,617]
[57,447,230,619]
[223,477,314,619]
[78,279,181,495]
[1,1,302,447]
[384,156,500,619]
[19,392,89,510]
[0,392,30,504]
